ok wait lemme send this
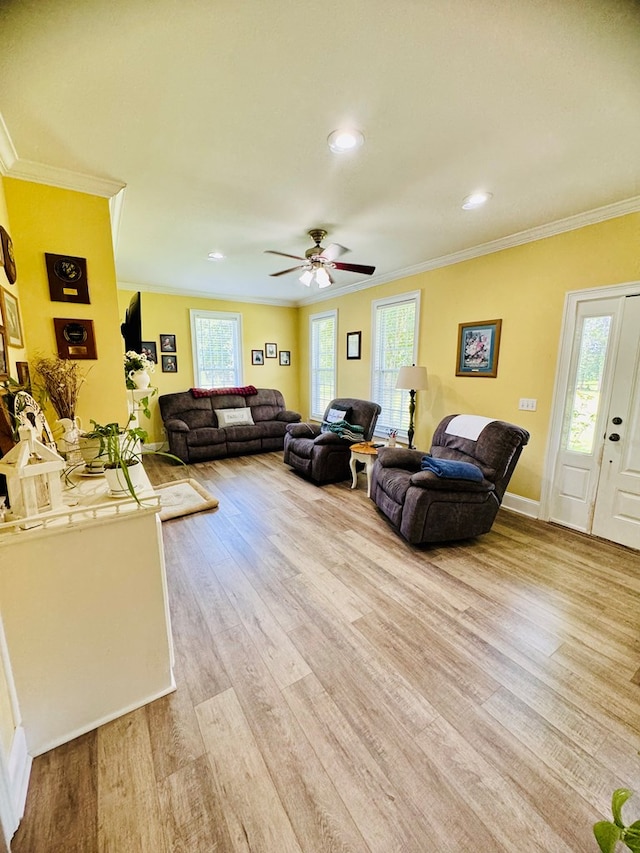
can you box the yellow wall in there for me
[117,289,299,444]
[297,212,640,502]
[3,179,128,430]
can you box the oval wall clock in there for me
[0,226,17,284]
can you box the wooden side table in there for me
[349,442,380,497]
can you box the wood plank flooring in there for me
[12,452,640,852]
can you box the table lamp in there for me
[396,365,428,449]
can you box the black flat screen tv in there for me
[121,292,142,353]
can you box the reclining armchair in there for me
[284,397,381,485]
[370,414,529,544]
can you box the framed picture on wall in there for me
[456,319,502,377]
[279,350,290,366]
[160,334,176,353]
[346,330,361,360]
[141,341,157,363]
[0,328,8,380]
[162,354,178,372]
[265,342,277,358]
[251,349,264,365]
[45,253,90,303]
[1,287,23,347]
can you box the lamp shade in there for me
[396,365,428,391]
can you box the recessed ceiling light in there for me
[207,251,225,260]
[327,128,364,153]
[462,192,492,210]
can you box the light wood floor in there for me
[12,452,640,852]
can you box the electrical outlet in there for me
[518,398,537,411]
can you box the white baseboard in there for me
[502,491,540,518]
[30,680,176,757]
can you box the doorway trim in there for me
[540,279,640,522]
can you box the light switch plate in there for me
[518,398,537,411]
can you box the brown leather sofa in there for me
[370,414,529,544]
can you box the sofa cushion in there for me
[187,427,227,447]
[214,407,255,427]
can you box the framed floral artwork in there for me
[456,319,502,377]
[1,287,23,347]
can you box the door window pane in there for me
[566,315,611,454]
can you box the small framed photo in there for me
[279,350,290,366]
[162,354,178,372]
[346,330,361,360]
[265,342,277,358]
[45,253,90,304]
[160,334,176,353]
[54,317,97,359]
[251,349,264,365]
[141,341,157,363]
[456,319,502,378]
[16,361,30,388]
[0,287,23,347]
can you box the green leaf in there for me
[613,789,633,827]
[624,826,640,851]
[594,821,622,853]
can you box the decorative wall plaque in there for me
[54,318,97,359]
[46,253,90,303]
[0,227,17,285]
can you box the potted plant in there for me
[594,788,640,852]
[124,350,155,390]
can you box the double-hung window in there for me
[371,292,420,436]
[310,309,337,419]
[190,309,243,388]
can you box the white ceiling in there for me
[1,0,639,306]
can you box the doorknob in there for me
[608,433,621,442]
[612,417,622,425]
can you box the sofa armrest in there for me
[286,422,320,438]
[314,431,349,445]
[376,447,423,471]
[276,409,302,423]
[409,470,495,492]
[164,418,189,433]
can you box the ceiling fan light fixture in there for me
[207,251,225,260]
[327,128,364,153]
[316,267,332,288]
[299,269,314,286]
[462,191,492,210]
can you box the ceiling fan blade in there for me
[270,265,306,277]
[264,250,306,261]
[333,262,376,276]
[319,243,349,262]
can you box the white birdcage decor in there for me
[0,425,66,521]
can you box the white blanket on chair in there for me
[445,415,496,441]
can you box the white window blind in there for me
[310,310,337,419]
[371,292,420,435]
[190,310,243,388]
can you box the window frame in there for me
[370,290,421,438]
[309,309,337,420]
[189,309,244,388]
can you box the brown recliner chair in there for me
[370,414,529,544]
[284,398,381,484]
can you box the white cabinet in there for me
[0,477,175,756]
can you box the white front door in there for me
[547,289,640,549]
[591,295,640,548]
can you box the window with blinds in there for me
[310,310,337,419]
[190,310,243,388]
[371,292,420,435]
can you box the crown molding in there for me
[296,195,640,307]
[0,113,125,198]
[117,280,296,308]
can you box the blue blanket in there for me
[421,455,483,481]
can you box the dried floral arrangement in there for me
[33,356,87,421]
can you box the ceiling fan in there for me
[265,229,375,288]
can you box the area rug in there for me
[153,478,219,521]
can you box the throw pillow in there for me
[192,385,257,398]
[214,407,255,427]
[321,404,352,433]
